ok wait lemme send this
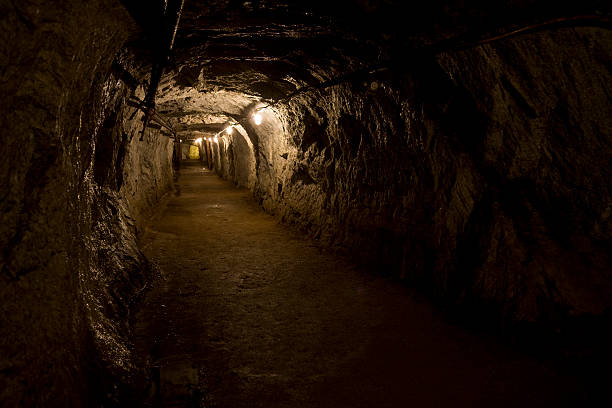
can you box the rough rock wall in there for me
[0,1,173,405]
[180,143,191,160]
[214,126,257,189]
[119,87,175,235]
[214,27,612,329]
[432,27,612,323]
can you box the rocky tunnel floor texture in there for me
[121,161,591,408]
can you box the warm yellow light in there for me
[253,112,263,125]
[226,126,233,135]
[195,137,202,144]
[213,136,219,143]
[188,145,199,159]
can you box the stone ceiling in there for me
[120,0,608,139]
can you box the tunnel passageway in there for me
[132,161,585,408]
[2,1,611,405]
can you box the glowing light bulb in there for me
[253,112,263,125]
[226,126,233,135]
[195,137,202,144]
[213,136,218,143]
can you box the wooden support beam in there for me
[173,123,227,133]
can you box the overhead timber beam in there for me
[173,122,227,133]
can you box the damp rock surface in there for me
[0,1,173,405]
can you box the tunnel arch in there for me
[225,124,257,189]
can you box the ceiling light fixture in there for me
[213,136,219,143]
[253,112,263,125]
[226,126,233,135]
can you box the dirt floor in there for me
[131,160,588,407]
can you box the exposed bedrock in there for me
[213,27,612,328]
[0,1,172,405]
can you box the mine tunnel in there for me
[1,0,612,407]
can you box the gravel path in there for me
[133,161,584,407]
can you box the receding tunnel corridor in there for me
[131,161,585,407]
[1,0,612,407]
